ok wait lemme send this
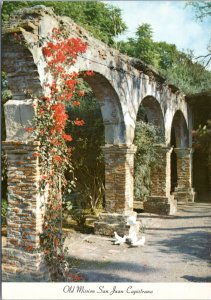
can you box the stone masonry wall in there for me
[102,144,137,214]
[175,148,192,189]
[150,146,172,197]
[174,148,195,202]
[144,145,177,215]
[95,144,137,236]
[2,141,49,281]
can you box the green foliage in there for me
[2,1,127,46]
[119,23,160,68]
[187,1,211,21]
[193,120,211,153]
[64,194,87,227]
[1,198,8,226]
[134,119,164,201]
[119,23,211,94]
[162,51,211,94]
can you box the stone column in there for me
[144,145,177,215]
[2,141,50,282]
[173,148,195,203]
[94,144,137,236]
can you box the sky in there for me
[104,1,210,58]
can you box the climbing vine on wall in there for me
[14,28,94,279]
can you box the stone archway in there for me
[2,5,196,281]
[134,96,165,211]
[79,72,137,235]
[170,110,195,203]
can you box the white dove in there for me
[113,231,127,245]
[131,236,145,247]
[126,232,138,244]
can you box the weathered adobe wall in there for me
[2,5,191,147]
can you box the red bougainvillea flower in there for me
[33,28,96,270]
[53,155,62,164]
[78,90,85,97]
[24,127,33,132]
[54,239,59,246]
[26,245,33,252]
[85,70,94,76]
[13,32,22,41]
[50,139,61,146]
[73,101,80,107]
[62,134,72,141]
[41,96,52,101]
[38,108,44,116]
[52,103,68,131]
[65,273,84,282]
[75,118,85,126]
[33,153,40,158]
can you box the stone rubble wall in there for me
[2,141,49,281]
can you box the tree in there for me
[187,1,211,21]
[162,50,211,94]
[155,41,178,70]
[2,1,127,46]
[119,22,211,95]
[119,24,160,68]
[187,1,211,68]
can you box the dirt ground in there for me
[64,202,211,282]
[2,202,210,282]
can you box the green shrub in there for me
[134,120,164,201]
[1,198,8,226]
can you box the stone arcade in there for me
[2,6,195,281]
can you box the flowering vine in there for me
[15,27,94,279]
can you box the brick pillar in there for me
[2,141,50,282]
[94,144,137,236]
[144,145,177,215]
[174,148,195,203]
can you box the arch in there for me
[171,110,189,148]
[170,110,189,193]
[133,96,165,209]
[80,71,126,144]
[138,96,165,133]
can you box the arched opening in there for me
[134,96,165,211]
[170,110,189,193]
[170,126,178,192]
[63,72,125,230]
[141,96,165,130]
[82,72,126,144]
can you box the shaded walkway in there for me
[64,203,211,282]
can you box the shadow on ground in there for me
[66,255,159,282]
[182,275,211,282]
[150,231,211,262]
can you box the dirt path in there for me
[64,203,211,282]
